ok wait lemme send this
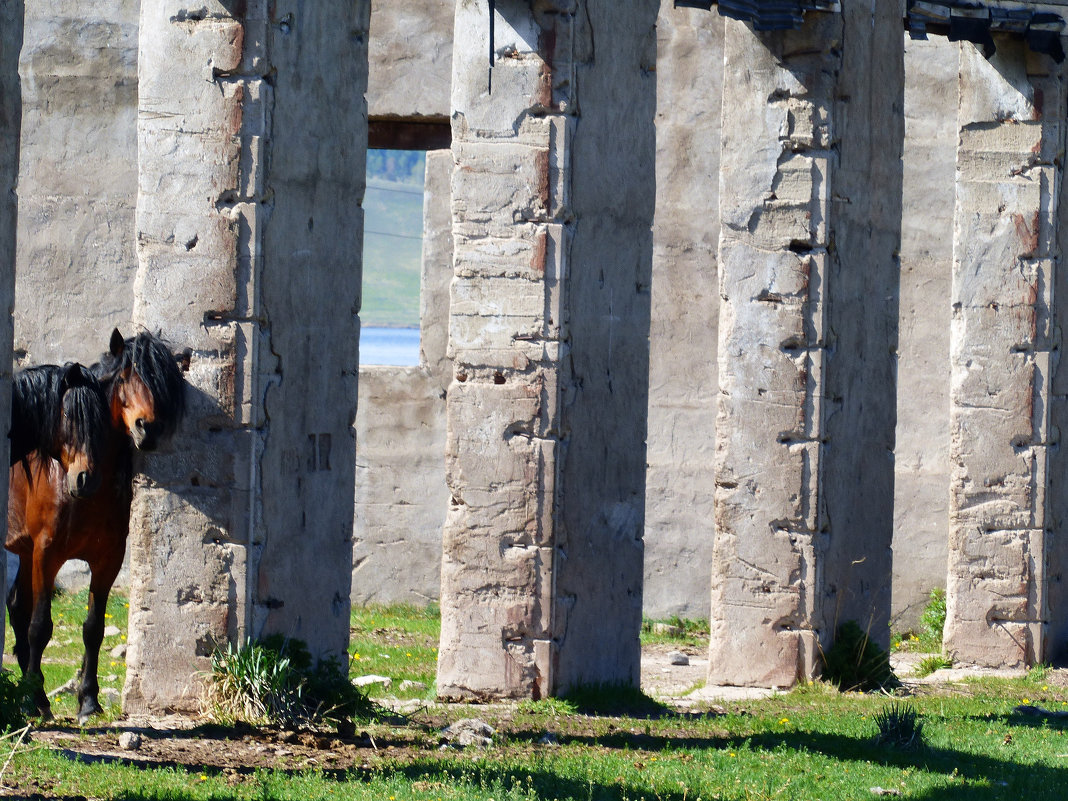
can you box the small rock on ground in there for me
[441,718,494,748]
[352,674,392,690]
[668,650,690,666]
[118,731,142,751]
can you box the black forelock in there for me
[58,366,110,462]
[10,363,108,465]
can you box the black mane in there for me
[93,330,187,442]
[10,363,109,466]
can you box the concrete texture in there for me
[946,36,1065,668]
[642,3,722,622]
[367,0,453,121]
[124,0,368,712]
[710,2,903,687]
[0,1,24,659]
[892,36,957,632]
[437,0,657,699]
[14,0,139,367]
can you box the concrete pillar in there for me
[124,0,368,712]
[946,38,1065,668]
[710,1,904,687]
[0,2,24,658]
[438,0,657,699]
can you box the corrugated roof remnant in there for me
[674,1,840,31]
[907,1,1065,62]
[675,1,1066,62]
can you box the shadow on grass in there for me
[38,704,1068,801]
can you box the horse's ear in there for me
[110,328,125,357]
[60,362,87,392]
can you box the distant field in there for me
[361,152,425,329]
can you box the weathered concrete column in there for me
[438,0,657,699]
[710,2,903,687]
[0,2,24,657]
[946,38,1065,668]
[125,0,368,712]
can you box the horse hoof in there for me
[77,699,103,725]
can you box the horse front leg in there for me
[26,562,57,720]
[6,559,32,674]
[77,555,123,724]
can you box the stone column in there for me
[0,2,24,657]
[946,38,1065,668]
[710,1,904,687]
[125,0,368,712]
[438,0,657,699]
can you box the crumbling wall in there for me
[350,0,454,606]
[13,0,139,366]
[892,36,957,631]
[642,3,722,622]
[353,150,452,606]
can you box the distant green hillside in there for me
[361,151,425,328]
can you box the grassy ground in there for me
[4,599,1068,800]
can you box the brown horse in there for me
[6,329,186,721]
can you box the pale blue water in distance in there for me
[360,326,420,367]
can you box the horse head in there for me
[102,328,186,451]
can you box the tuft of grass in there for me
[873,701,925,749]
[203,636,379,729]
[822,620,897,692]
[914,654,953,678]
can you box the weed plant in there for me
[918,587,947,651]
[873,701,925,749]
[822,620,897,692]
[0,670,27,732]
[204,636,379,728]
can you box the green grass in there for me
[6,604,1068,800]
[640,616,709,649]
[348,603,440,700]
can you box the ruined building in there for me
[0,0,1067,706]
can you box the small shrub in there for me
[873,701,924,749]
[204,637,378,728]
[0,670,29,732]
[822,620,897,692]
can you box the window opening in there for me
[360,148,426,366]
